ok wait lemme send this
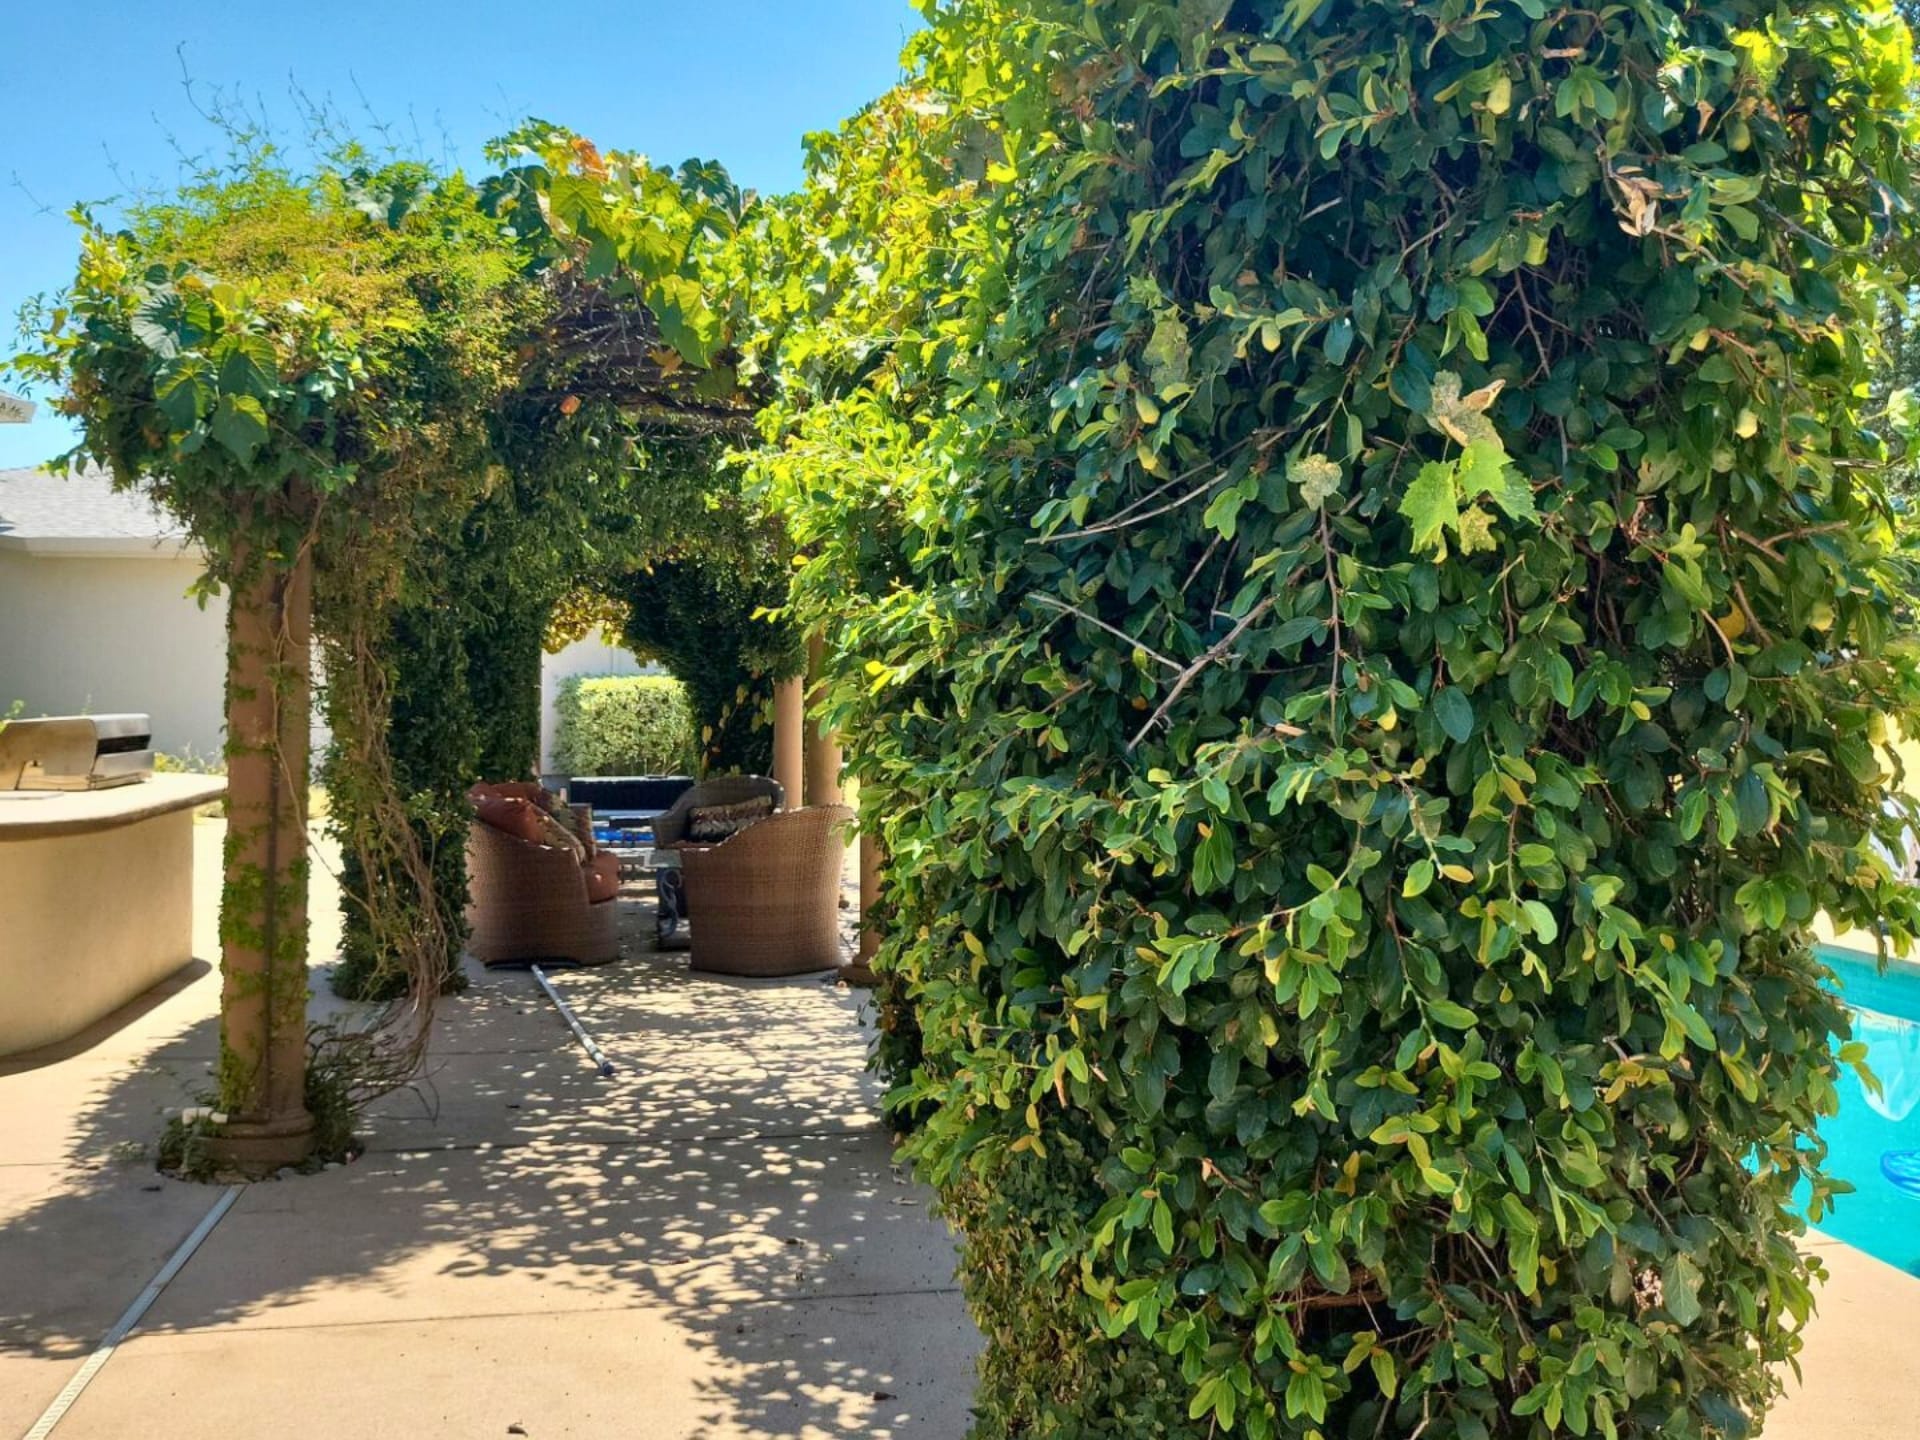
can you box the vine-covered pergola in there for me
[12,130,881,1170]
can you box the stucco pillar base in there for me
[202,1112,316,1175]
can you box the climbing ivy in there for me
[329,584,476,1002]
[617,541,802,777]
[765,3,1920,1437]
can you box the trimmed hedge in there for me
[551,673,698,777]
[774,3,1920,1438]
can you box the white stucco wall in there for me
[0,548,229,760]
[0,547,631,772]
[538,628,664,772]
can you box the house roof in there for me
[0,465,195,557]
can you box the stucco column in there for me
[206,543,315,1173]
[803,634,843,808]
[844,828,883,986]
[772,674,804,808]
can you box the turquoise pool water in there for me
[1807,945,1920,1276]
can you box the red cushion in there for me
[474,795,547,846]
[583,851,621,904]
[471,780,552,809]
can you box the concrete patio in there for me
[2,813,1918,1438]
[0,818,978,1438]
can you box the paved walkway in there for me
[3,815,1918,1438]
[0,820,978,1438]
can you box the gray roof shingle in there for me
[0,464,188,546]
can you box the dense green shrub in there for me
[552,672,698,776]
[329,593,475,1003]
[769,3,1920,1437]
[618,554,801,776]
[454,486,567,783]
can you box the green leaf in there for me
[1152,1197,1176,1254]
[1287,453,1342,509]
[153,357,211,432]
[1644,267,1701,339]
[1324,317,1355,364]
[1521,900,1559,943]
[1399,460,1459,555]
[209,393,270,464]
[1285,1366,1327,1423]
[1194,824,1236,893]
[1432,686,1474,743]
[1143,313,1192,392]
[1664,1254,1704,1326]
[1459,440,1536,522]
[1369,1347,1399,1399]
[215,332,279,399]
[1734,770,1771,836]
[1203,479,1251,539]
[648,274,724,367]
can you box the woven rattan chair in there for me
[652,775,785,849]
[681,804,853,977]
[465,813,620,966]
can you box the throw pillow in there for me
[687,796,775,843]
[527,806,586,862]
[474,794,547,846]
[549,801,596,856]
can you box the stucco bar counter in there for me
[0,774,224,1056]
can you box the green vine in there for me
[755,4,1920,1437]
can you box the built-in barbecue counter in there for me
[0,719,224,1056]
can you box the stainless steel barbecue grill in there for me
[0,714,154,791]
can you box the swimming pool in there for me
[1808,945,1920,1276]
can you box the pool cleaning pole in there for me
[531,965,616,1077]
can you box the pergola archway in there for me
[24,133,895,1174]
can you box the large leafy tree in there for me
[767,2,1920,1437]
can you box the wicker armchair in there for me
[465,812,620,966]
[681,805,853,976]
[652,775,786,849]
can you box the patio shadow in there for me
[0,884,976,1438]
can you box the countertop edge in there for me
[0,775,227,839]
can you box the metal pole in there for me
[531,965,616,1077]
[24,1185,242,1439]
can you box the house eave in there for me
[0,534,201,559]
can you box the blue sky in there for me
[0,0,916,467]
